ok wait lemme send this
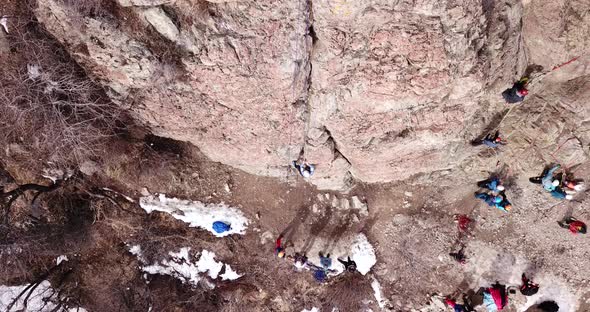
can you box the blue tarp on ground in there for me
[212,221,231,233]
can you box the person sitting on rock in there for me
[482,131,506,148]
[293,158,315,178]
[338,256,357,273]
[477,176,505,193]
[475,191,512,212]
[502,78,529,104]
[529,164,573,200]
[520,273,540,296]
[558,217,587,234]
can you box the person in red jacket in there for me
[275,235,287,258]
[558,217,587,234]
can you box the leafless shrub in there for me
[0,14,129,169]
[60,0,114,17]
[321,274,374,311]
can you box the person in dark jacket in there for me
[449,246,467,264]
[502,79,529,103]
[338,256,357,273]
[520,273,540,296]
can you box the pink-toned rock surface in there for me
[33,0,590,190]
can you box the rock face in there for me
[33,0,589,190]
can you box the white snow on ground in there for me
[0,281,87,312]
[129,245,142,257]
[196,250,224,279]
[220,264,242,281]
[350,234,377,275]
[139,194,249,237]
[132,246,242,287]
[301,308,319,312]
[518,274,578,312]
[56,255,68,265]
[371,277,388,309]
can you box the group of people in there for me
[471,171,586,234]
[446,78,587,311]
[281,77,585,309]
[446,274,539,312]
[274,235,358,282]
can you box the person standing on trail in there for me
[338,256,357,273]
[319,252,332,269]
[502,78,529,104]
[558,217,587,234]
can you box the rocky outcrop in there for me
[32,0,589,190]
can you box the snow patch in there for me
[196,250,224,279]
[0,281,86,312]
[139,194,249,237]
[27,64,41,80]
[350,234,377,275]
[302,308,319,312]
[129,245,142,257]
[56,255,68,266]
[371,277,388,309]
[221,264,242,281]
[132,247,242,286]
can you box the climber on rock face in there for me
[558,217,587,234]
[293,158,315,178]
[482,131,505,148]
[502,78,529,104]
